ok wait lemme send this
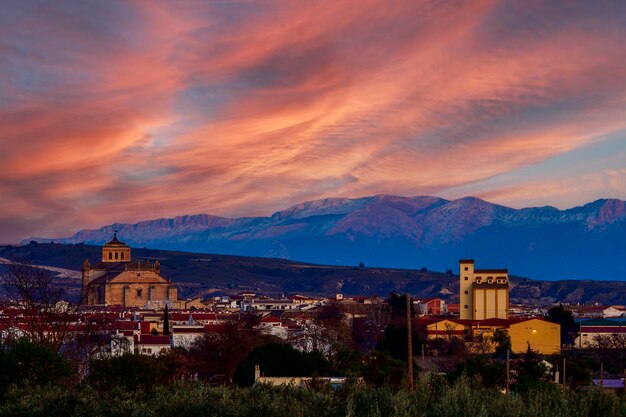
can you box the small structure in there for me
[252,365,359,389]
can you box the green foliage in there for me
[0,338,72,397]
[233,343,331,387]
[365,350,406,389]
[88,353,167,392]
[448,356,505,388]
[513,344,550,393]
[0,376,625,417]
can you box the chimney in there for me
[254,365,260,381]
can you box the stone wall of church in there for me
[106,282,176,308]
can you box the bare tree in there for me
[0,261,110,379]
[0,262,73,347]
[592,333,626,349]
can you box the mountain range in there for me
[25,195,626,281]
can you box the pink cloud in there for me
[1,1,626,241]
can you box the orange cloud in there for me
[1,1,626,241]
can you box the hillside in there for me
[25,195,626,281]
[2,243,626,305]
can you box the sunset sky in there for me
[2,0,626,242]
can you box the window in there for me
[464,277,468,281]
[109,252,113,260]
[121,252,125,260]
[464,291,468,294]
[115,252,119,260]
[464,305,468,309]
[464,267,468,271]
[137,289,142,298]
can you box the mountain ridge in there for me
[24,195,626,281]
[3,242,626,306]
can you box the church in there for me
[81,233,179,308]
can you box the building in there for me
[603,306,626,318]
[422,317,561,354]
[575,318,626,348]
[459,259,509,320]
[508,318,560,354]
[81,233,179,308]
[415,298,447,316]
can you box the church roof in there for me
[104,231,128,247]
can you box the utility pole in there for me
[407,293,414,392]
[562,358,566,392]
[421,343,426,369]
[600,362,604,389]
[505,349,510,393]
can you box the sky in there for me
[1,0,626,243]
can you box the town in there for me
[1,234,624,395]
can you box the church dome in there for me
[105,231,128,247]
[102,231,131,262]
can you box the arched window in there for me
[109,252,112,260]
[121,252,125,260]
[115,252,119,260]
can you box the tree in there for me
[387,293,414,321]
[0,262,72,347]
[513,343,550,392]
[546,304,578,346]
[188,318,266,384]
[377,323,423,363]
[365,350,406,388]
[296,302,355,359]
[163,305,170,336]
[592,333,626,349]
[0,338,72,397]
[88,354,166,392]
[233,342,331,387]
[449,355,505,388]
[492,329,511,356]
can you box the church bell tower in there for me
[102,231,131,263]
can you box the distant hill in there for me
[2,243,626,306]
[25,195,626,281]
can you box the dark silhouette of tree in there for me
[513,343,549,392]
[492,328,511,356]
[188,318,266,384]
[546,304,579,346]
[233,342,331,387]
[0,338,72,397]
[0,262,71,347]
[163,305,170,336]
[387,292,414,321]
[449,355,505,388]
[88,354,166,392]
[365,350,406,388]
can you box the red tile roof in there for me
[135,334,170,345]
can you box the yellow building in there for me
[509,318,560,354]
[424,317,560,354]
[81,233,180,308]
[459,260,509,320]
[425,319,468,339]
